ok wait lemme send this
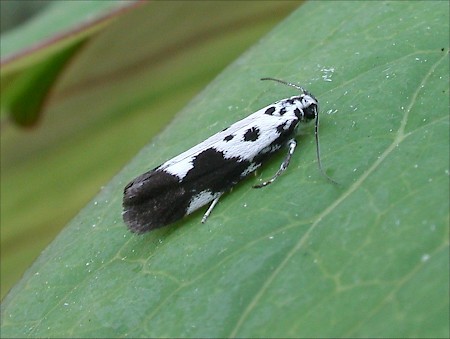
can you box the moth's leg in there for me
[253,139,297,188]
[201,192,224,224]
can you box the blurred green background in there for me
[1,1,51,34]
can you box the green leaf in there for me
[1,1,448,338]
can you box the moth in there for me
[123,78,332,233]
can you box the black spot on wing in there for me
[185,148,250,193]
[265,106,276,115]
[276,121,288,134]
[243,127,260,142]
[224,134,234,142]
[294,108,302,119]
[279,107,287,115]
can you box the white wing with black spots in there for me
[123,78,326,233]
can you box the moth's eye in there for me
[303,103,317,120]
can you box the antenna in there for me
[261,77,337,184]
[313,108,337,184]
[261,77,305,92]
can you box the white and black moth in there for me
[123,78,331,233]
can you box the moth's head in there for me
[260,77,335,183]
[299,92,319,122]
[261,77,319,122]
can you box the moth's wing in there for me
[160,106,295,174]
[123,147,253,233]
[123,103,297,233]
[159,107,270,170]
